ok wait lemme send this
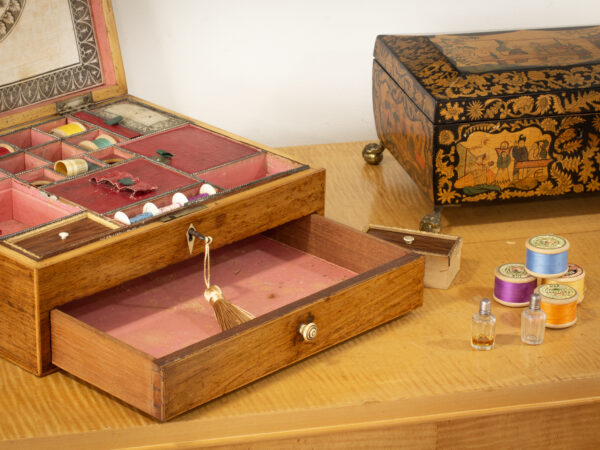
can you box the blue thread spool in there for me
[114,211,153,225]
[525,235,569,278]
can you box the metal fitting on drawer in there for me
[299,322,318,341]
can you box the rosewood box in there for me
[370,27,600,207]
[0,0,424,420]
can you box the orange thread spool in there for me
[535,284,578,329]
[541,263,585,304]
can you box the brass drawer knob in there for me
[299,322,317,341]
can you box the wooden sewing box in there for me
[369,26,600,209]
[0,0,423,421]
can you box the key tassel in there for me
[196,230,255,331]
[204,285,255,331]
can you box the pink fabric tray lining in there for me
[0,179,80,235]
[60,235,358,358]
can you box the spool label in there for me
[564,263,583,278]
[529,235,567,250]
[538,283,577,300]
[498,263,530,279]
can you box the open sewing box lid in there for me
[374,26,600,125]
[0,0,125,130]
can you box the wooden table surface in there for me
[1,142,599,449]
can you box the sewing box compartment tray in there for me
[0,0,425,420]
[372,26,600,207]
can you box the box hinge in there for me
[56,93,94,115]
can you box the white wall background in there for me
[112,0,600,147]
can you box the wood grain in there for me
[2,142,600,447]
[8,216,114,260]
[50,310,157,417]
[0,255,37,374]
[264,214,411,273]
[160,251,423,420]
[49,216,423,420]
[366,226,458,255]
[31,167,324,373]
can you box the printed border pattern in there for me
[0,0,103,113]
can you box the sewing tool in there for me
[114,210,153,225]
[525,234,569,278]
[0,143,16,155]
[172,183,217,205]
[50,122,86,138]
[54,158,89,176]
[541,263,585,303]
[143,195,185,216]
[78,134,117,151]
[493,263,537,307]
[535,283,578,329]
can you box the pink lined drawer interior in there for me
[58,234,357,358]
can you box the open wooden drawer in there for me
[51,214,424,421]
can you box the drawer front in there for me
[159,253,423,420]
[51,215,424,421]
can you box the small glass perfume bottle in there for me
[471,298,496,350]
[521,293,546,345]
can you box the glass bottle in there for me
[521,293,546,345]
[471,298,496,350]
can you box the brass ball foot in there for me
[362,142,384,165]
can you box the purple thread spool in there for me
[187,192,210,202]
[493,263,537,307]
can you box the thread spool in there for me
[143,200,184,216]
[188,183,217,202]
[0,143,16,156]
[50,122,86,138]
[102,157,125,165]
[525,234,569,278]
[493,263,537,307]
[78,134,117,151]
[54,158,88,176]
[199,183,217,195]
[30,179,52,187]
[541,263,585,304]
[114,211,153,225]
[535,283,578,329]
[172,183,217,205]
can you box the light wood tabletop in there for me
[1,141,599,449]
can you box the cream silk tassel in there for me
[201,235,255,331]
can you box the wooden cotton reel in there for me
[50,121,86,138]
[493,263,537,307]
[78,134,117,151]
[535,283,578,329]
[0,142,16,156]
[525,234,569,278]
[541,263,585,304]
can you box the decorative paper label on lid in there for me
[498,263,531,279]
[538,283,577,300]
[529,235,567,250]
